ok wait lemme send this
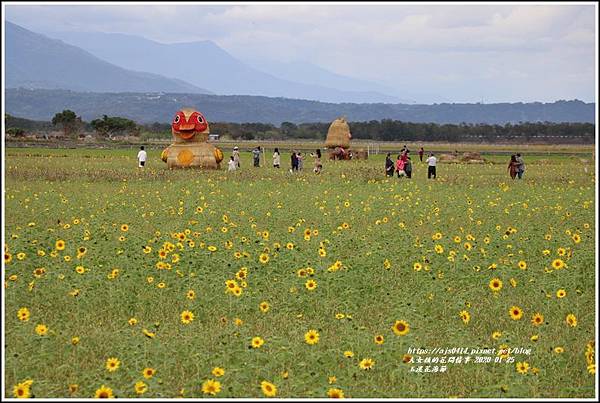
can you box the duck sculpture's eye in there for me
[197,115,204,124]
[174,115,180,124]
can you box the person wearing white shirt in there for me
[426,153,437,179]
[137,146,147,168]
[227,156,237,172]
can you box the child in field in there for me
[137,146,147,168]
[297,152,304,170]
[396,155,406,177]
[515,153,525,179]
[233,146,240,168]
[273,148,281,168]
[228,156,237,172]
[508,155,518,179]
[313,149,323,174]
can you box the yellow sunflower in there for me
[531,313,544,326]
[105,357,120,372]
[509,306,523,320]
[201,379,221,396]
[94,385,114,398]
[304,329,320,345]
[392,320,410,336]
[261,381,277,397]
[489,278,502,292]
[180,310,194,324]
[359,358,375,370]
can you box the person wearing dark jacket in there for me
[385,153,394,177]
[291,150,299,172]
[404,157,413,178]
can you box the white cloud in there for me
[4,2,596,102]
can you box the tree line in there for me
[5,111,595,143]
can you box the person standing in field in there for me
[404,156,413,178]
[515,153,525,179]
[313,149,323,174]
[396,154,406,178]
[227,156,237,172]
[137,146,147,168]
[508,155,519,179]
[297,152,304,171]
[290,150,298,172]
[233,146,240,168]
[426,153,437,179]
[252,146,261,167]
[273,147,281,168]
[385,153,394,177]
[418,147,424,162]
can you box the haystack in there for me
[166,142,219,169]
[460,152,485,163]
[354,149,368,160]
[325,117,351,149]
[438,153,459,162]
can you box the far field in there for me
[3,145,596,398]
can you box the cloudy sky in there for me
[4,2,597,103]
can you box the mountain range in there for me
[4,21,595,125]
[5,21,212,94]
[5,88,594,125]
[9,22,405,103]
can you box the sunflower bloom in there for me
[212,367,225,377]
[201,379,221,396]
[328,388,345,398]
[251,336,265,348]
[17,307,30,322]
[261,381,277,397]
[35,324,48,336]
[180,310,194,324]
[13,381,32,399]
[489,278,502,292]
[105,357,120,372]
[509,306,523,320]
[359,358,375,370]
[134,381,147,395]
[392,320,410,336]
[95,385,114,398]
[531,313,544,326]
[516,361,529,374]
[459,310,471,324]
[305,329,320,345]
[142,368,156,379]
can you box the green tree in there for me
[52,110,82,138]
[90,115,139,139]
[6,127,25,137]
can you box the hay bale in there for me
[325,117,351,148]
[460,152,485,163]
[166,142,219,169]
[439,153,458,162]
[353,150,368,160]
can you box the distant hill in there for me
[5,88,595,125]
[5,21,212,94]
[38,29,403,104]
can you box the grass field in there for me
[3,146,596,398]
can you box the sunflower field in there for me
[3,147,596,398]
